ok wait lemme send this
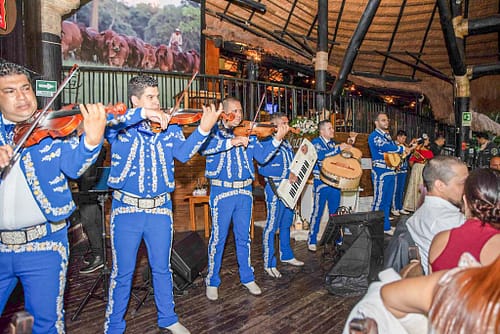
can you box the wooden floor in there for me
[0,227,363,334]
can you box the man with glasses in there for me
[200,97,289,300]
[368,113,410,235]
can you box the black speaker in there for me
[171,231,207,290]
[324,211,385,297]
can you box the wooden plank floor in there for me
[0,227,363,334]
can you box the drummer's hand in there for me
[289,172,298,184]
[339,143,352,151]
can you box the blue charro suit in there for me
[0,116,102,334]
[199,124,279,287]
[308,136,343,246]
[258,138,296,269]
[368,128,404,230]
[103,108,208,333]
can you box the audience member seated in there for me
[428,168,500,273]
[406,156,468,274]
[381,253,500,334]
[342,267,428,334]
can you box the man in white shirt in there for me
[406,156,468,274]
[168,28,183,53]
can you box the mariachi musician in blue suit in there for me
[103,75,221,334]
[0,62,106,334]
[258,112,304,279]
[308,120,352,251]
[368,112,409,234]
[200,97,288,301]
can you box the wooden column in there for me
[315,0,328,114]
[330,0,381,101]
[25,0,79,106]
[436,0,469,159]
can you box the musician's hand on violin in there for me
[274,123,289,141]
[199,103,223,133]
[231,136,249,148]
[145,107,170,130]
[0,145,13,168]
[80,103,107,147]
[289,172,298,184]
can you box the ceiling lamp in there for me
[226,0,267,14]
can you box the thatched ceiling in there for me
[203,0,500,124]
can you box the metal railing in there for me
[61,66,455,147]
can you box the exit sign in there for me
[462,112,471,127]
[35,80,57,97]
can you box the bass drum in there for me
[320,155,362,190]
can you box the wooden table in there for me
[185,195,211,238]
[184,195,254,239]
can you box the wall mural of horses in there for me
[61,0,200,74]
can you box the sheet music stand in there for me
[72,167,111,321]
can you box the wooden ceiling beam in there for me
[374,50,452,83]
[328,0,347,60]
[274,30,315,55]
[351,71,420,82]
[283,0,299,32]
[412,2,437,79]
[380,0,408,75]
[331,0,382,99]
[208,10,313,59]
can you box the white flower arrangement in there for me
[290,116,318,135]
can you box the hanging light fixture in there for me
[226,0,267,14]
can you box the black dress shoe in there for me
[79,255,104,274]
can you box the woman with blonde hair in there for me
[381,254,500,334]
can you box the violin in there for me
[13,103,127,147]
[150,108,235,133]
[233,120,300,138]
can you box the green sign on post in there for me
[35,80,57,97]
[462,111,472,127]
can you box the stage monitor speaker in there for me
[324,211,385,297]
[171,231,207,290]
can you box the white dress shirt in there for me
[0,159,46,230]
[406,196,465,274]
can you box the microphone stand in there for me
[71,168,111,321]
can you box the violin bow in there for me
[0,64,80,180]
[169,71,198,116]
[248,93,266,131]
